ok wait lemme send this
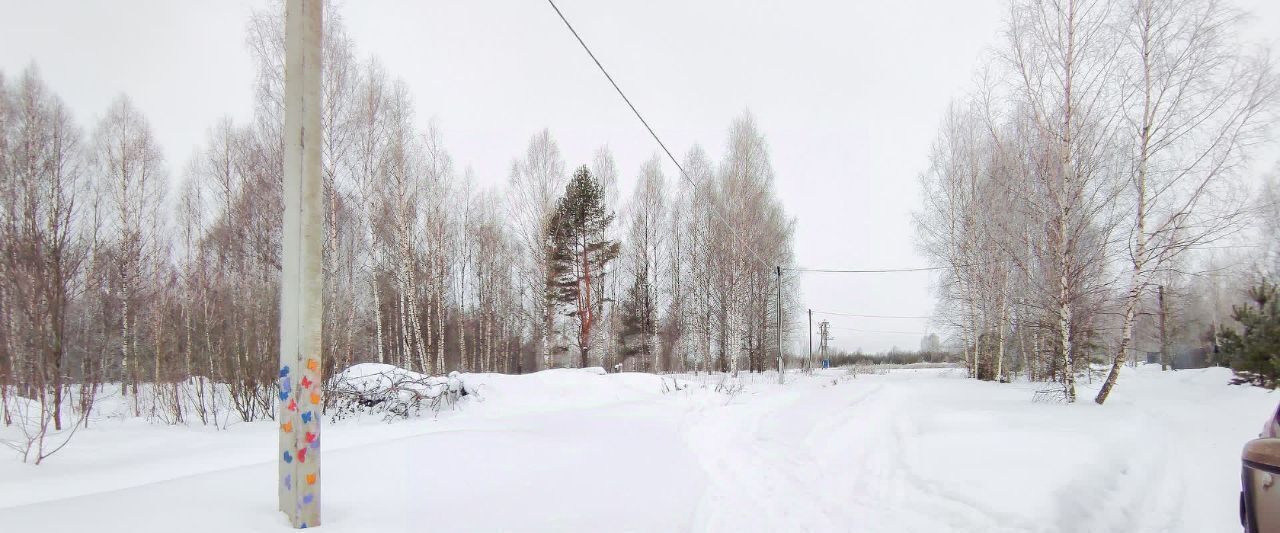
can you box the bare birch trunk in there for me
[372,277,385,364]
[996,295,1007,381]
[435,287,445,373]
[1058,239,1076,402]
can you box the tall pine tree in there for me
[548,166,620,368]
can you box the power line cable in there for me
[829,326,929,336]
[791,265,950,273]
[545,0,774,271]
[812,310,931,319]
[1191,244,1261,250]
[788,259,1009,274]
[545,0,684,180]
[792,244,1261,276]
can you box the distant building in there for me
[1142,347,1211,369]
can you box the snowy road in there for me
[0,366,1274,532]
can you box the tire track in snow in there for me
[685,377,986,532]
[832,379,1023,532]
[686,380,880,531]
[684,372,1047,532]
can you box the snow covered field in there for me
[1,365,1274,532]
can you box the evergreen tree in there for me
[617,267,656,368]
[548,166,620,368]
[1219,279,1280,387]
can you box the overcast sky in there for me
[3,0,1278,353]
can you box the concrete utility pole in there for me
[278,0,323,528]
[777,266,784,384]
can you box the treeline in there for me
[0,3,797,433]
[915,0,1278,402]
[822,349,955,368]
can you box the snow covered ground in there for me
[0,365,1274,532]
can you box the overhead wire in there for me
[828,326,930,336]
[791,265,950,273]
[787,259,1011,274]
[545,0,775,271]
[811,310,931,320]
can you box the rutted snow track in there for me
[686,373,1028,532]
[685,366,1274,533]
[685,381,883,531]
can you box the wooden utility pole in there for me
[278,0,323,527]
[776,266,784,384]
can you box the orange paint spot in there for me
[306,473,317,485]
[306,359,319,372]
[310,391,322,405]
[282,421,293,433]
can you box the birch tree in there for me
[1096,0,1278,403]
[507,130,566,370]
[1006,0,1125,401]
[678,145,717,373]
[623,155,668,371]
[0,66,88,441]
[590,147,621,367]
[93,95,168,397]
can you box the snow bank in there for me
[1175,364,1237,387]
[327,363,463,420]
[331,363,459,397]
[458,368,709,417]
[327,364,712,421]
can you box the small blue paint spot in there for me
[283,451,293,463]
[279,366,290,378]
[301,411,313,424]
[310,437,320,450]
[301,523,307,529]
[284,473,292,490]
[303,493,314,505]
